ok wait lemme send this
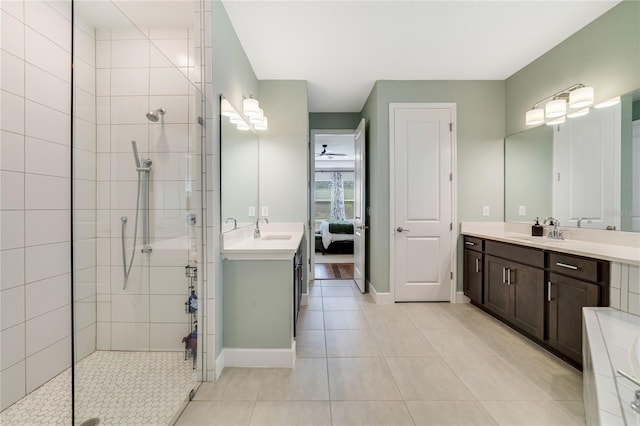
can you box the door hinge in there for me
[557,172,561,182]
[197,116,204,126]
[449,123,453,132]
[449,173,452,182]
[450,271,453,279]
[449,222,453,231]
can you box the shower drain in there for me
[80,418,101,426]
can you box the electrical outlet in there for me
[248,206,256,217]
[482,205,490,217]
[518,205,526,216]
[261,206,269,217]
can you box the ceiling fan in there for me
[316,144,347,158]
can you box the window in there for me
[314,171,355,222]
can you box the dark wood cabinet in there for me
[484,255,510,318]
[463,237,483,304]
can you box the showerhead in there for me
[131,140,141,168]
[146,107,166,122]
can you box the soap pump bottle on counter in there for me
[532,217,544,237]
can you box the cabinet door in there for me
[548,273,599,363]
[464,249,483,304]
[484,255,510,319]
[509,262,545,340]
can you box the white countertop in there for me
[461,222,640,265]
[221,222,304,260]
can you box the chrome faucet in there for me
[543,217,564,240]
[576,217,592,228]
[225,217,237,230]
[254,217,269,239]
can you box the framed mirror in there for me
[220,96,259,231]
[505,88,640,232]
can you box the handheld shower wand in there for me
[131,140,141,169]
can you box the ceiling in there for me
[222,0,620,112]
[315,133,355,163]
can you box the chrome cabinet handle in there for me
[475,258,479,273]
[502,267,506,284]
[396,227,410,232]
[547,281,552,302]
[356,225,369,230]
[465,241,475,246]
[556,262,578,270]
[507,268,512,285]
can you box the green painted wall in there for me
[505,1,640,136]
[364,81,506,293]
[309,113,362,130]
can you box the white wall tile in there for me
[1,10,25,59]
[46,1,72,22]
[150,294,188,323]
[96,69,110,96]
[1,90,25,134]
[74,208,97,240]
[111,68,149,97]
[150,39,189,68]
[96,322,110,350]
[149,28,189,40]
[25,27,70,82]
[25,242,70,283]
[25,305,70,356]
[151,181,188,211]
[0,0,24,20]
[24,0,70,51]
[96,210,110,238]
[1,170,24,210]
[25,137,70,177]
[110,266,149,295]
[73,26,95,67]
[96,237,110,268]
[75,88,96,123]
[148,96,189,124]
[629,293,640,316]
[73,147,95,180]
[1,131,25,172]
[95,40,110,68]
[74,238,96,270]
[96,265,111,293]
[74,323,95,361]
[1,210,24,250]
[25,174,69,210]
[149,124,189,154]
[96,96,110,125]
[149,153,189,181]
[25,274,70,320]
[150,67,189,96]
[109,181,138,210]
[111,39,149,68]
[74,118,96,153]
[0,361,26,411]
[25,336,70,393]
[24,64,70,114]
[150,266,188,295]
[25,210,70,247]
[25,101,70,146]
[97,300,111,322]
[1,248,24,291]
[149,323,187,351]
[110,322,149,351]
[97,153,110,181]
[111,294,149,322]
[110,152,140,181]
[110,27,149,40]
[74,267,96,301]
[97,124,111,152]
[1,286,25,330]
[1,50,25,96]
[148,238,189,267]
[629,265,639,294]
[111,124,148,152]
[610,287,621,310]
[74,179,96,210]
[110,96,148,125]
[97,181,110,209]
[1,323,25,370]
[74,298,95,331]
[74,59,95,95]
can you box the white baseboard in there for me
[221,341,297,368]
[301,293,308,305]
[456,291,470,303]
[368,281,393,304]
[215,350,225,380]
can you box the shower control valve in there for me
[185,212,197,225]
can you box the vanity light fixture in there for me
[594,96,620,109]
[229,115,245,125]
[236,122,251,131]
[249,108,265,124]
[525,108,545,126]
[243,96,260,117]
[569,86,594,109]
[567,108,590,119]
[253,117,268,131]
[525,83,595,126]
[546,116,566,126]
[220,99,236,117]
[545,98,567,118]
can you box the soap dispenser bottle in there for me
[532,217,543,237]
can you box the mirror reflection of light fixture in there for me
[249,108,264,124]
[545,99,566,118]
[569,86,594,109]
[546,116,566,126]
[236,121,251,131]
[229,115,245,124]
[526,84,595,126]
[254,117,268,131]
[567,108,590,119]
[594,96,620,109]
[221,98,236,117]
[243,96,260,117]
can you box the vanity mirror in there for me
[505,88,640,232]
[220,96,259,231]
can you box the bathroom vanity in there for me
[220,223,305,368]
[462,222,639,367]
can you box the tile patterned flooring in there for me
[1,351,196,425]
[177,279,585,425]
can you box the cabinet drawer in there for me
[463,236,483,252]
[485,240,544,268]
[549,252,599,283]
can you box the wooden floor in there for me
[314,263,354,279]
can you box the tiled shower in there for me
[1,0,211,423]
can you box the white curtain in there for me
[330,171,345,220]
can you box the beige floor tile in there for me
[363,307,416,329]
[323,310,369,330]
[445,304,506,330]
[296,330,327,358]
[443,356,551,401]
[325,330,382,357]
[408,305,464,329]
[555,401,586,425]
[323,297,361,311]
[309,286,322,297]
[320,279,354,287]
[257,358,329,401]
[328,358,402,400]
[420,328,496,357]
[322,286,357,297]
[480,401,581,425]
[249,401,331,426]
[298,309,325,330]
[331,401,414,426]
[386,357,475,401]
[175,401,254,425]
[306,297,324,311]
[373,328,438,357]
[194,368,265,401]
[406,401,497,425]
[469,322,541,356]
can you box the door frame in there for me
[388,102,458,303]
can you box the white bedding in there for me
[319,220,354,250]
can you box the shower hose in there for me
[120,171,144,290]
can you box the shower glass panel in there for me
[72,1,204,424]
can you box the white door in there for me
[353,119,366,293]
[390,104,454,302]
[553,104,621,230]
[632,121,640,231]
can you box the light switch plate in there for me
[248,206,256,217]
[482,205,490,217]
[261,206,269,217]
[518,205,526,216]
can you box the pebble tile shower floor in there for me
[1,351,196,425]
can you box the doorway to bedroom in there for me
[310,130,357,280]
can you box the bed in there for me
[318,220,354,254]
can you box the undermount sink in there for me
[260,234,292,241]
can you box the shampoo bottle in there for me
[532,217,543,237]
